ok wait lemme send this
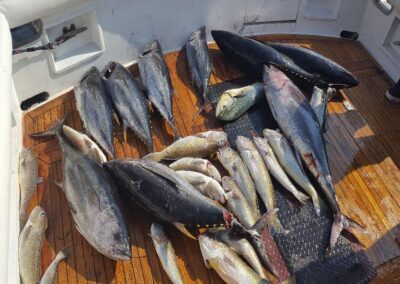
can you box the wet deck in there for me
[23,34,400,283]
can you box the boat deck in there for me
[22,34,400,283]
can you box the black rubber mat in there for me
[208,78,376,284]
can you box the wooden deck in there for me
[22,34,400,283]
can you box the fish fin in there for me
[87,148,102,163]
[122,121,128,142]
[173,222,197,239]
[54,180,63,189]
[329,213,366,251]
[113,112,120,126]
[254,209,289,235]
[36,176,43,184]
[31,117,67,138]
[192,105,205,121]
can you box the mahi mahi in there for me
[263,128,322,216]
[236,136,286,233]
[263,65,364,248]
[144,131,227,162]
[253,136,309,204]
[19,206,48,284]
[74,67,115,158]
[39,248,69,284]
[169,157,221,182]
[216,83,264,121]
[150,222,183,284]
[186,26,213,119]
[138,40,179,137]
[19,148,39,227]
[32,120,131,260]
[176,170,226,204]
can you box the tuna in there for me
[19,206,48,284]
[310,86,334,132]
[39,248,69,284]
[169,157,221,182]
[263,65,364,249]
[138,40,179,137]
[216,83,264,121]
[19,148,39,227]
[186,26,213,120]
[102,61,153,151]
[74,67,115,158]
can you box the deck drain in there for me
[20,92,49,111]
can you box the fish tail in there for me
[57,247,70,260]
[30,117,66,138]
[329,213,366,250]
[268,212,289,235]
[293,190,310,205]
[310,194,322,217]
[143,152,163,162]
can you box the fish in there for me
[176,170,226,204]
[217,146,260,218]
[267,42,359,88]
[236,136,286,234]
[214,229,267,279]
[169,157,221,182]
[74,67,115,158]
[102,62,153,151]
[39,248,69,284]
[222,176,257,229]
[150,222,184,284]
[263,65,364,249]
[144,131,227,162]
[62,125,107,164]
[138,40,179,137]
[199,234,269,284]
[19,148,39,227]
[211,30,325,86]
[253,136,309,204]
[32,119,131,260]
[309,86,334,132]
[263,129,322,216]
[186,26,213,120]
[19,206,48,284]
[215,83,264,121]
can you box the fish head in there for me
[150,222,168,244]
[263,128,282,141]
[203,131,228,147]
[215,92,235,120]
[235,135,253,151]
[198,234,226,267]
[28,206,48,231]
[101,61,119,79]
[263,65,290,91]
[221,176,235,193]
[217,146,237,164]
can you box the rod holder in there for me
[373,0,394,15]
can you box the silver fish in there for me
[199,234,269,284]
[263,129,321,216]
[310,86,331,132]
[236,136,286,234]
[176,170,226,204]
[62,125,107,164]
[74,67,115,158]
[263,65,364,248]
[217,146,260,218]
[39,248,69,284]
[253,136,309,204]
[222,176,257,228]
[19,148,39,227]
[19,206,48,284]
[144,131,227,162]
[138,40,179,137]
[102,62,153,151]
[186,26,213,119]
[150,223,183,284]
[169,157,221,182]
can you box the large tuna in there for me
[263,65,364,249]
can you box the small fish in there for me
[222,176,257,229]
[19,148,39,227]
[138,40,179,137]
[253,136,309,204]
[264,65,364,249]
[236,136,286,234]
[186,26,213,120]
[216,83,264,121]
[199,234,270,284]
[150,223,184,284]
[102,62,153,151]
[176,170,226,204]
[169,157,221,182]
[39,248,70,284]
[74,67,115,158]
[62,125,107,163]
[264,129,322,216]
[215,229,267,279]
[217,146,260,218]
[144,131,227,162]
[19,206,48,284]
[309,86,331,132]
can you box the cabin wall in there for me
[10,0,368,106]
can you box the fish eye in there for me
[114,232,122,241]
